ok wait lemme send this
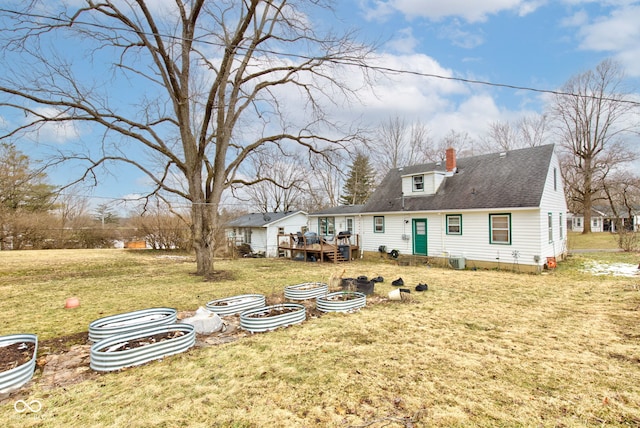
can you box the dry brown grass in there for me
[1,249,640,427]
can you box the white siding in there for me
[538,148,569,260]
[401,172,447,196]
[360,210,547,266]
[265,212,309,257]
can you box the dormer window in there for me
[412,175,424,191]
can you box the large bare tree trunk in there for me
[0,1,374,279]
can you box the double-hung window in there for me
[446,215,462,235]
[489,214,511,244]
[412,175,424,191]
[373,216,385,233]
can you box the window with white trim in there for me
[374,216,385,233]
[489,214,511,244]
[548,212,553,243]
[446,214,462,235]
[559,213,563,239]
[412,175,424,191]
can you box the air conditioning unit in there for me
[449,256,465,270]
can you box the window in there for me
[489,214,511,244]
[575,217,582,228]
[346,217,354,234]
[553,167,557,191]
[446,214,462,235]
[318,217,335,236]
[373,216,385,233]
[412,175,424,191]
[278,227,285,235]
[559,213,563,239]
[548,213,553,243]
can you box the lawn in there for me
[1,248,640,427]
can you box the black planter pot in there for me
[355,276,374,295]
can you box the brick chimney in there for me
[445,148,456,172]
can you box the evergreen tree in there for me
[339,153,375,205]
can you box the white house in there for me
[569,207,638,233]
[311,145,568,270]
[225,211,308,257]
[307,204,363,246]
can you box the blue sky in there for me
[3,0,640,211]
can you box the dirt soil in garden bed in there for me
[0,342,35,372]
[246,307,300,318]
[104,331,186,352]
[0,291,386,403]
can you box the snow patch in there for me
[581,261,640,277]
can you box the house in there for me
[307,204,364,245]
[309,145,567,271]
[568,206,638,233]
[225,211,308,257]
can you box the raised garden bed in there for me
[240,303,306,333]
[90,323,195,372]
[0,334,38,393]
[316,291,366,313]
[284,282,329,300]
[89,307,178,342]
[205,294,266,316]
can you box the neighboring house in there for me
[569,206,638,233]
[225,211,308,257]
[310,145,567,270]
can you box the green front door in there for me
[412,219,427,255]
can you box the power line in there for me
[2,7,639,107]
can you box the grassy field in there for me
[567,231,621,250]
[1,246,639,427]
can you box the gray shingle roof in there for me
[362,144,556,213]
[225,211,304,228]
[309,205,364,216]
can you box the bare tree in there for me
[550,59,638,233]
[236,148,307,213]
[480,114,548,152]
[0,1,373,277]
[483,121,519,151]
[430,129,474,162]
[374,115,432,171]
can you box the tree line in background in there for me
[0,0,638,268]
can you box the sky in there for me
[2,0,640,213]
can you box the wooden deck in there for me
[277,234,360,263]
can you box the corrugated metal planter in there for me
[284,282,329,300]
[205,294,266,316]
[90,323,195,372]
[316,291,366,313]
[89,307,177,342]
[240,303,306,333]
[0,334,38,393]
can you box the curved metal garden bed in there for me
[316,291,366,313]
[205,294,266,316]
[0,334,38,393]
[284,282,329,300]
[240,303,306,333]
[90,323,195,372]
[89,307,177,342]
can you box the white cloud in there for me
[438,20,485,49]
[386,27,420,53]
[574,4,640,76]
[24,107,83,144]
[360,0,542,23]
